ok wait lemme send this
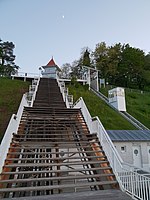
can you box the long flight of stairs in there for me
[0,78,131,199]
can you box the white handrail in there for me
[0,78,40,172]
[0,94,29,173]
[30,77,40,107]
[73,97,150,200]
[57,78,70,108]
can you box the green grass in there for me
[0,77,30,141]
[125,89,150,129]
[68,84,135,130]
[99,86,150,129]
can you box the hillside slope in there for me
[125,89,150,129]
[68,84,136,130]
[100,86,150,129]
[0,78,30,141]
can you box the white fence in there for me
[0,78,40,173]
[12,72,40,78]
[29,78,40,106]
[57,79,73,108]
[73,97,150,200]
[0,94,29,173]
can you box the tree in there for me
[144,53,150,70]
[118,44,145,88]
[92,42,109,78]
[0,39,19,76]
[60,63,71,78]
[70,59,83,79]
[143,53,150,86]
[81,47,91,67]
[106,43,122,84]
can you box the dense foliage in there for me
[61,42,150,90]
[0,39,19,77]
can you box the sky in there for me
[0,0,150,74]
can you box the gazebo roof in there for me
[47,58,57,67]
[42,57,61,71]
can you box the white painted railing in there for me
[73,97,150,200]
[0,78,40,173]
[74,97,93,133]
[0,94,29,173]
[30,77,40,107]
[12,72,40,78]
[57,79,73,108]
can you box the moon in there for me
[62,15,65,19]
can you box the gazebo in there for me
[41,57,61,78]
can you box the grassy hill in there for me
[68,84,136,130]
[0,78,149,142]
[100,86,150,129]
[0,78,30,141]
[125,89,150,129]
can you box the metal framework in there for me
[0,78,118,198]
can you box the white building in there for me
[107,130,150,172]
[82,66,99,91]
[108,87,126,111]
[41,57,61,79]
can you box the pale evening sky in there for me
[0,0,150,73]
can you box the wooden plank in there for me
[8,144,101,150]
[6,155,106,161]
[1,166,112,175]
[0,173,115,184]
[11,141,97,145]
[4,160,109,168]
[0,180,118,193]
[7,149,104,155]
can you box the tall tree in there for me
[70,59,82,78]
[144,53,150,70]
[81,47,91,67]
[60,63,72,78]
[92,42,109,78]
[143,53,150,86]
[118,44,145,88]
[107,43,122,84]
[0,39,3,74]
[0,39,19,76]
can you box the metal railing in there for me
[26,77,40,106]
[91,88,149,130]
[121,111,149,130]
[57,79,73,108]
[12,72,40,78]
[0,78,40,173]
[0,93,29,173]
[73,97,150,200]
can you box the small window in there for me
[121,146,126,152]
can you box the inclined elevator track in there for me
[0,78,118,198]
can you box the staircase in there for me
[0,78,131,199]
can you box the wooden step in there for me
[4,160,109,168]
[0,173,115,184]
[0,180,118,193]
[1,166,112,175]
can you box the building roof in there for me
[42,57,61,71]
[47,57,56,67]
[107,130,150,142]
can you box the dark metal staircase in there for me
[0,78,121,198]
